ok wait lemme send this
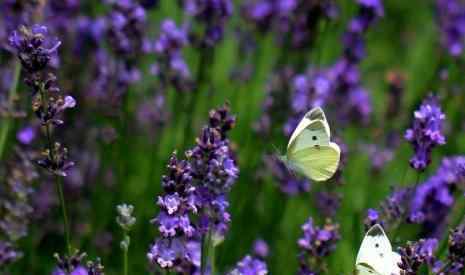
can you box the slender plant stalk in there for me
[40,84,72,255]
[0,61,21,159]
[210,242,216,275]
[123,241,128,275]
[200,233,208,275]
[55,175,72,255]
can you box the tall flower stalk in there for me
[9,25,76,254]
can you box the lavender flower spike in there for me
[405,96,446,171]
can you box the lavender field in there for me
[1,0,465,274]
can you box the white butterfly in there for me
[283,107,341,182]
[355,224,402,275]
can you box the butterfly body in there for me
[284,107,340,182]
[355,224,401,275]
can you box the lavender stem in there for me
[55,175,72,256]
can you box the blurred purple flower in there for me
[106,0,147,57]
[409,156,465,237]
[182,0,233,47]
[405,96,446,171]
[0,240,22,266]
[16,126,37,145]
[436,0,465,57]
[297,218,339,274]
[228,255,268,275]
[252,239,269,259]
[314,191,341,218]
[242,0,338,49]
[151,19,192,91]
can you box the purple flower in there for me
[297,218,339,274]
[252,239,269,259]
[436,0,465,57]
[398,238,438,274]
[16,126,37,145]
[106,0,147,57]
[228,255,268,275]
[409,156,465,236]
[314,191,341,218]
[182,0,233,47]
[9,24,75,177]
[442,224,465,274]
[0,241,22,266]
[151,19,192,91]
[242,0,338,49]
[365,187,410,230]
[187,104,238,238]
[148,154,199,271]
[405,96,446,171]
[9,25,61,72]
[53,251,104,275]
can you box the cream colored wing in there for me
[355,263,383,275]
[356,224,400,275]
[287,116,312,149]
[288,120,331,153]
[289,142,340,182]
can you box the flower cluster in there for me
[9,25,76,176]
[148,154,199,270]
[436,0,465,57]
[364,187,410,230]
[152,19,192,91]
[106,0,147,58]
[148,104,237,271]
[405,96,446,171]
[297,218,340,274]
[53,250,105,275]
[398,238,438,275]
[441,224,465,274]
[409,156,465,237]
[187,104,238,239]
[242,0,338,49]
[228,255,268,275]
[181,0,233,47]
[0,0,38,47]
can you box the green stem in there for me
[55,175,72,255]
[123,242,128,275]
[210,243,216,275]
[200,230,214,275]
[0,61,21,159]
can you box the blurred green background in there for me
[3,0,465,274]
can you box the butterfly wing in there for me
[288,142,340,181]
[355,263,383,275]
[288,107,331,150]
[305,107,330,137]
[287,116,312,149]
[288,120,331,152]
[356,224,400,275]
